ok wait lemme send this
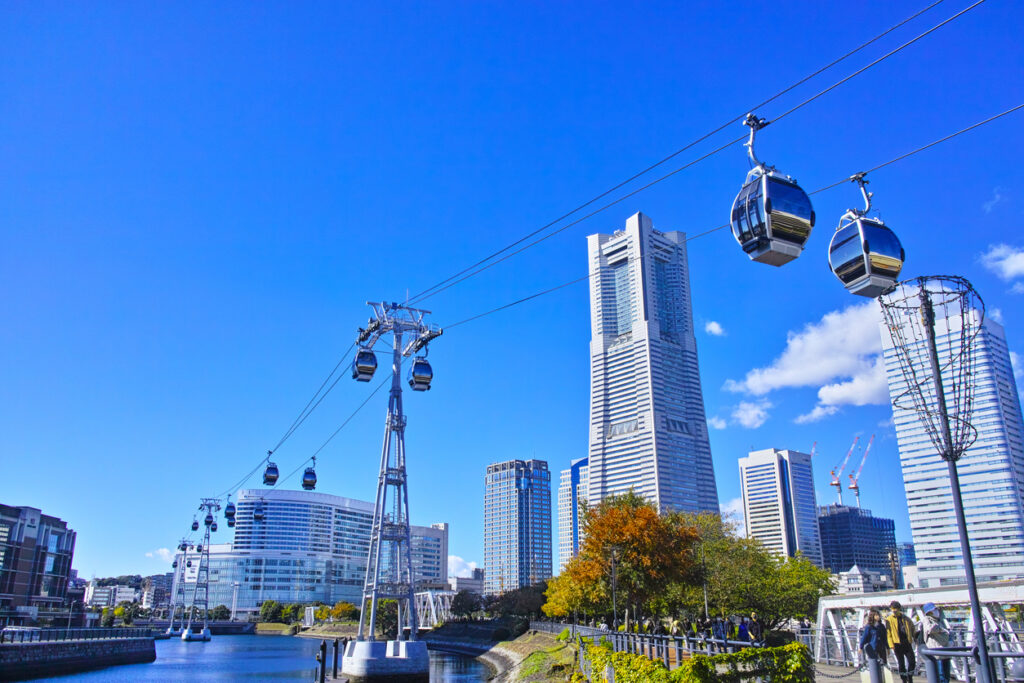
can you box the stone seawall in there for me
[0,637,156,681]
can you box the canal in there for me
[42,635,491,681]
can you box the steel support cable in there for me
[404,0,948,306]
[445,100,1023,330]
[210,343,356,500]
[269,371,393,490]
[408,0,984,308]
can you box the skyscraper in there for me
[817,504,897,575]
[483,460,552,595]
[557,457,589,573]
[882,312,1024,587]
[739,448,823,566]
[586,212,718,512]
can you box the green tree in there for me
[450,590,481,620]
[209,605,231,621]
[314,605,330,623]
[376,599,398,639]
[331,601,359,622]
[101,608,114,628]
[260,600,283,623]
[281,603,304,623]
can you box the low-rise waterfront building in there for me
[449,568,484,595]
[0,504,77,625]
[836,564,895,595]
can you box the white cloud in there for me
[145,548,174,563]
[707,416,727,430]
[980,244,1024,281]
[1012,283,1024,295]
[448,555,478,578]
[1011,351,1022,380]
[721,497,746,536]
[983,187,1004,214]
[732,399,771,429]
[991,308,1004,323]
[816,356,889,407]
[795,405,839,424]
[725,301,882,396]
[705,321,726,336]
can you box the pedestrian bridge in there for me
[815,578,1024,674]
[414,590,455,629]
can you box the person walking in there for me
[738,617,750,643]
[861,609,889,674]
[921,603,951,683]
[749,612,764,644]
[886,601,917,683]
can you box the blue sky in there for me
[2,1,1023,579]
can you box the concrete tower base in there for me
[341,639,429,681]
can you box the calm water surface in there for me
[43,635,490,682]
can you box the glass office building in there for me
[818,504,897,575]
[0,504,76,625]
[882,311,1024,587]
[739,448,823,567]
[557,457,589,574]
[173,489,448,618]
[483,460,552,595]
[586,212,718,512]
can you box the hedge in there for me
[580,640,812,683]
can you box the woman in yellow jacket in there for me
[886,600,917,683]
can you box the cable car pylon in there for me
[343,301,441,680]
[182,498,220,642]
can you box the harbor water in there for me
[41,634,490,682]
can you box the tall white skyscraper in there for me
[557,457,589,574]
[586,212,718,512]
[738,448,823,567]
[882,312,1024,587]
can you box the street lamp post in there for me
[609,547,619,631]
[66,600,77,630]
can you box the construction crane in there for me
[848,434,875,508]
[829,436,860,505]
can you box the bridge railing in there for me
[0,627,153,644]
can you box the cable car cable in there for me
[269,342,356,453]
[444,100,1023,330]
[406,0,985,307]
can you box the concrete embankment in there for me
[0,637,156,682]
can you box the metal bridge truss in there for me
[414,590,455,629]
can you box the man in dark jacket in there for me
[749,612,764,643]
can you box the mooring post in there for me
[318,639,327,683]
[333,638,339,678]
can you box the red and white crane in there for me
[848,434,875,508]
[829,436,860,505]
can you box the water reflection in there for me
[41,635,489,682]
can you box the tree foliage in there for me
[331,601,359,621]
[450,590,481,620]
[545,492,699,621]
[209,605,231,620]
[260,600,283,623]
[376,599,398,639]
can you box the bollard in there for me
[605,662,615,683]
[865,657,884,683]
[922,654,940,683]
[333,638,339,678]
[318,639,327,683]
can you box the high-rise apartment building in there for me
[0,504,76,625]
[818,504,897,575]
[483,460,552,595]
[557,457,589,574]
[739,448,822,566]
[882,312,1024,587]
[586,212,718,512]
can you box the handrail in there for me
[0,627,154,644]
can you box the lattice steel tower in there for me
[352,302,441,642]
[182,498,220,641]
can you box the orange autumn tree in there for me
[543,491,699,623]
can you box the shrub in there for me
[557,627,571,642]
[579,641,812,683]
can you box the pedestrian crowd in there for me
[860,600,951,683]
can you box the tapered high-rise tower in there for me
[586,212,718,512]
